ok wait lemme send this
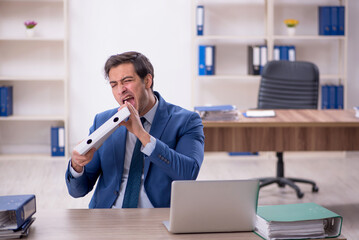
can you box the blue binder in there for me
[336,85,344,109]
[319,6,331,35]
[338,6,345,35]
[0,86,13,117]
[51,126,65,156]
[328,85,336,109]
[198,45,206,75]
[196,5,204,36]
[331,6,339,35]
[0,195,36,230]
[321,85,329,109]
[279,46,289,61]
[198,45,215,75]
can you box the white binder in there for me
[74,107,130,155]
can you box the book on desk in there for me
[0,194,36,239]
[255,202,343,240]
[194,105,239,121]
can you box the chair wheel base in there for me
[312,186,319,192]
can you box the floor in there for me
[0,152,358,239]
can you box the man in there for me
[65,51,205,208]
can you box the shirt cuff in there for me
[69,160,84,178]
[141,135,156,156]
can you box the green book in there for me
[255,202,343,240]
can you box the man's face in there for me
[109,63,152,116]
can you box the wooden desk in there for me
[203,109,359,152]
[27,208,346,240]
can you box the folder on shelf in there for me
[279,46,288,61]
[198,45,215,76]
[196,5,204,36]
[51,126,65,157]
[248,45,260,75]
[328,84,336,109]
[319,6,331,35]
[288,45,296,61]
[74,106,130,155]
[273,45,280,61]
[321,85,329,109]
[331,6,339,35]
[205,45,215,75]
[0,195,36,230]
[255,202,343,240]
[338,6,345,35]
[336,84,344,109]
[0,86,13,117]
[259,45,267,75]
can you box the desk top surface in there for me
[203,109,359,127]
[27,208,346,240]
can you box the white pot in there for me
[287,27,296,36]
[26,28,35,37]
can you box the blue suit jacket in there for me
[65,92,205,208]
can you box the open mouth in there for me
[122,96,134,105]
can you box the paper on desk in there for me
[244,110,276,118]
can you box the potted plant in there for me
[284,19,299,36]
[24,20,37,37]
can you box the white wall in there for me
[68,0,192,148]
[68,0,359,149]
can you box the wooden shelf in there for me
[0,76,65,81]
[0,115,66,121]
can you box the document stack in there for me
[0,195,36,239]
[194,105,239,121]
[255,203,343,240]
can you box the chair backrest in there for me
[258,60,319,109]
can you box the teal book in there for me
[255,202,342,240]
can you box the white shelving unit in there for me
[191,0,348,110]
[0,0,68,160]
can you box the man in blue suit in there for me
[65,51,205,208]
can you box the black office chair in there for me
[257,60,320,198]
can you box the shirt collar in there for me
[142,94,158,125]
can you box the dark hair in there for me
[104,51,154,89]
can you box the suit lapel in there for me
[144,92,171,178]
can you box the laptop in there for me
[163,179,259,234]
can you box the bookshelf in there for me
[191,0,348,110]
[0,0,68,160]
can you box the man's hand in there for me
[71,148,96,173]
[120,102,151,146]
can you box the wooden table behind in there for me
[203,110,359,152]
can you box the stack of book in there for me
[0,86,13,117]
[194,105,239,121]
[255,202,343,240]
[0,195,36,239]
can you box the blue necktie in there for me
[122,117,146,208]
